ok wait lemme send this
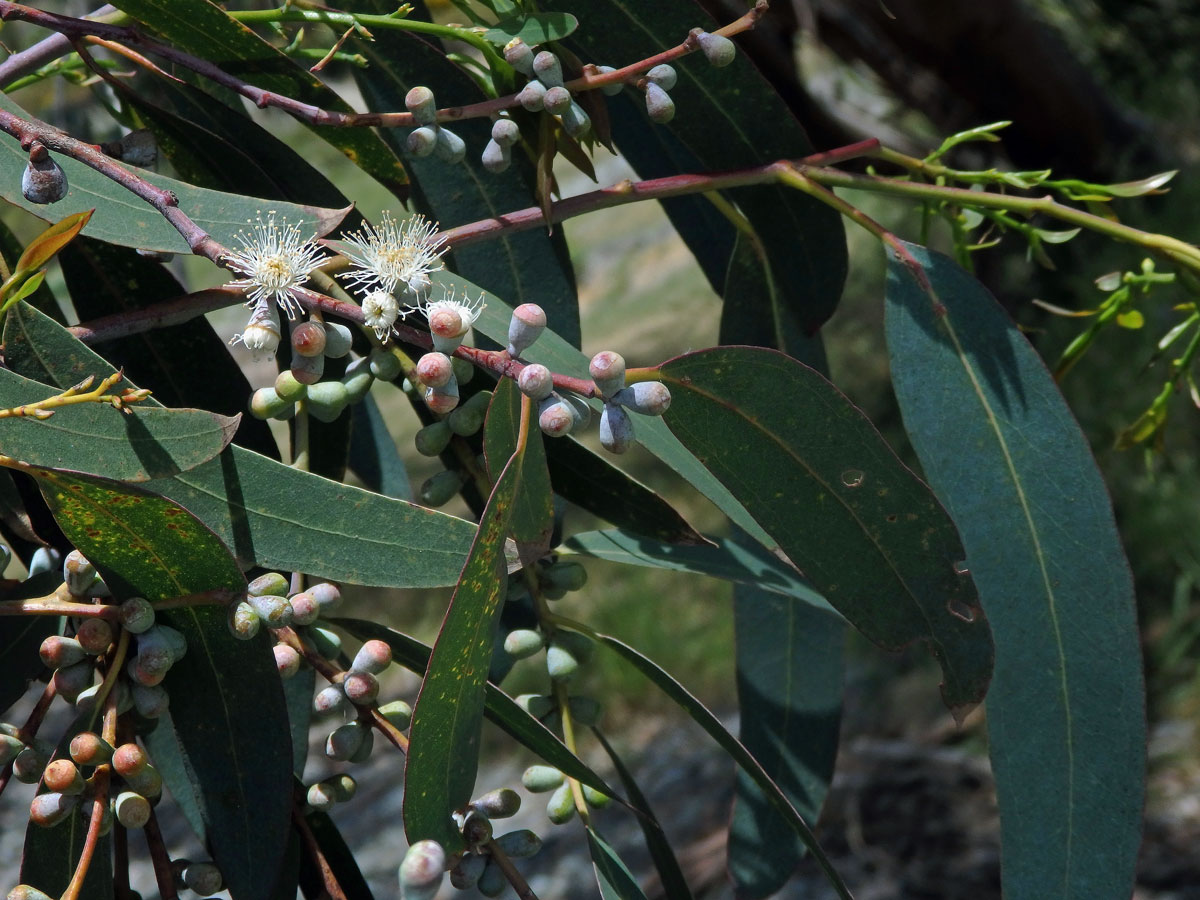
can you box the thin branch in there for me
[0,0,767,129]
[0,4,116,89]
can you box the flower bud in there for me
[76,618,114,655]
[342,670,379,706]
[130,682,170,719]
[308,582,342,615]
[69,732,113,767]
[116,597,154,634]
[416,352,454,388]
[228,600,260,640]
[288,590,321,626]
[114,791,150,829]
[515,694,555,719]
[274,643,301,679]
[43,759,83,795]
[481,139,510,174]
[545,780,576,824]
[290,350,325,386]
[379,700,413,730]
[477,860,507,898]
[568,695,602,726]
[599,402,634,453]
[414,421,452,457]
[323,321,354,358]
[407,126,438,157]
[446,403,485,437]
[405,86,437,126]
[543,85,572,115]
[495,829,542,858]
[249,572,289,597]
[351,639,392,675]
[644,82,675,123]
[307,780,337,811]
[369,347,403,381]
[0,734,22,767]
[522,765,564,793]
[583,784,612,808]
[589,351,626,398]
[696,30,737,67]
[312,684,348,718]
[424,383,460,415]
[503,629,543,659]
[124,764,162,800]
[63,550,95,596]
[30,791,78,827]
[470,788,521,819]
[595,65,625,96]
[40,635,86,670]
[12,746,47,783]
[399,840,445,900]
[433,126,466,164]
[291,321,326,357]
[28,547,60,576]
[538,395,575,437]
[532,50,563,86]
[561,101,591,138]
[112,742,148,778]
[491,118,521,148]
[250,387,292,421]
[450,853,486,890]
[645,64,678,90]
[419,469,464,507]
[516,81,546,111]
[306,625,343,660]
[182,863,223,896]
[51,660,94,703]
[507,304,547,357]
[613,381,671,416]
[325,721,367,761]
[503,38,535,75]
[307,381,349,423]
[546,644,579,682]
[8,886,54,900]
[248,593,293,628]
[22,146,68,204]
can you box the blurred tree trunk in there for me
[703,0,1160,179]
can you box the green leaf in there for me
[598,633,851,900]
[587,826,650,900]
[885,242,1145,900]
[465,280,772,548]
[20,713,113,900]
[0,571,60,716]
[4,269,46,307]
[404,450,524,852]
[351,12,582,346]
[0,365,237,483]
[335,618,618,799]
[542,0,847,333]
[0,302,484,588]
[659,345,993,713]
[730,583,844,898]
[562,528,836,614]
[486,12,579,45]
[0,90,349,255]
[107,0,409,200]
[484,378,553,548]
[593,730,692,900]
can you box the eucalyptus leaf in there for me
[886,241,1144,900]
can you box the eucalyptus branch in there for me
[0,4,116,89]
[0,0,766,130]
[0,372,150,421]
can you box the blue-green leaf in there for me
[885,241,1144,900]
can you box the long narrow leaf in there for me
[885,242,1144,900]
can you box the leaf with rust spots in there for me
[404,446,525,852]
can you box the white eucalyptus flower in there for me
[224,213,326,319]
[340,212,446,299]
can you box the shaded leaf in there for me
[546,435,706,545]
[0,90,349,255]
[730,583,844,898]
[0,570,60,715]
[885,241,1144,900]
[107,0,409,199]
[349,394,412,500]
[563,528,836,614]
[404,451,525,852]
[598,633,851,900]
[588,826,650,900]
[659,346,993,714]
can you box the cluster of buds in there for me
[311,638,410,765]
[404,86,466,164]
[250,319,373,423]
[228,572,341,640]
[506,41,592,141]
[25,735,164,835]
